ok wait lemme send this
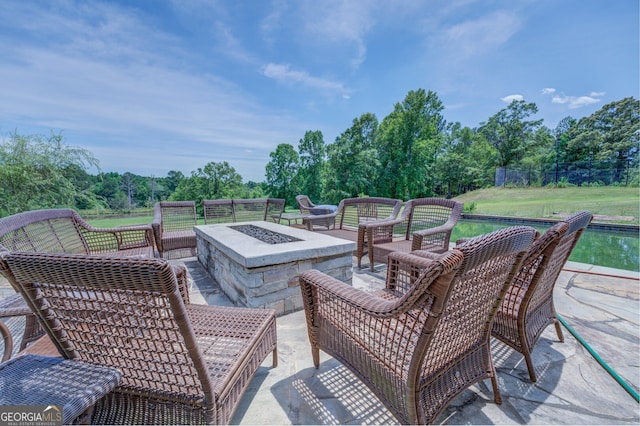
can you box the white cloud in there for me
[440,10,522,58]
[544,89,605,109]
[261,63,348,94]
[295,0,376,68]
[501,94,524,103]
[541,88,556,95]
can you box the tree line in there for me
[0,90,637,217]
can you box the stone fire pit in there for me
[195,221,355,316]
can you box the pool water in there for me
[450,220,639,272]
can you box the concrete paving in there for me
[2,257,639,424]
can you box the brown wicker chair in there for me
[303,197,403,264]
[0,208,157,361]
[299,225,537,424]
[0,251,278,425]
[361,198,463,271]
[152,201,197,258]
[491,210,593,382]
[203,198,285,224]
[295,195,316,214]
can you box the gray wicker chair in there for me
[0,251,278,425]
[295,195,316,215]
[152,201,197,258]
[361,197,463,270]
[0,208,157,361]
[299,226,536,424]
[491,211,593,382]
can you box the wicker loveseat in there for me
[0,251,278,424]
[203,198,285,224]
[302,197,403,265]
[0,208,158,361]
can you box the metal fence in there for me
[495,160,638,187]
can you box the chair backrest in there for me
[203,198,286,224]
[414,226,536,379]
[400,198,463,240]
[0,209,89,254]
[154,201,197,232]
[295,195,315,214]
[203,199,234,224]
[266,198,286,222]
[233,199,268,222]
[509,211,593,315]
[0,251,214,409]
[335,197,403,230]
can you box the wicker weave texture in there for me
[362,198,463,270]
[2,252,277,425]
[203,198,285,224]
[299,225,536,424]
[0,208,157,361]
[0,354,122,424]
[295,195,316,214]
[491,211,593,381]
[152,201,198,257]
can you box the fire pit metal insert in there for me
[230,224,302,244]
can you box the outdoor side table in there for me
[0,354,122,424]
[274,212,308,226]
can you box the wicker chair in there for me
[203,198,285,224]
[491,211,593,382]
[299,226,536,424]
[0,251,278,425]
[0,208,157,361]
[361,198,463,271]
[152,201,197,258]
[295,195,316,215]
[303,197,403,264]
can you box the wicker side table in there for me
[0,354,122,424]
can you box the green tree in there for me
[567,97,640,171]
[172,161,243,208]
[297,130,326,203]
[0,132,100,216]
[265,143,299,206]
[478,100,543,167]
[376,89,446,199]
[324,113,380,203]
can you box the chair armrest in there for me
[171,264,191,305]
[360,216,407,245]
[411,222,456,252]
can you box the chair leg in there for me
[312,347,320,368]
[272,346,278,368]
[1,320,14,362]
[524,352,538,382]
[554,318,564,343]
[489,356,503,404]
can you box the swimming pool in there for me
[450,219,639,272]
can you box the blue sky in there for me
[0,0,637,183]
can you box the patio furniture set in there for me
[0,197,592,424]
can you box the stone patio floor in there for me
[2,256,639,424]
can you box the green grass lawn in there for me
[453,187,639,224]
[86,187,639,227]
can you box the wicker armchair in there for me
[152,201,197,258]
[491,211,593,382]
[0,251,278,425]
[361,198,463,271]
[303,197,403,264]
[0,208,156,361]
[299,226,536,424]
[295,195,316,214]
